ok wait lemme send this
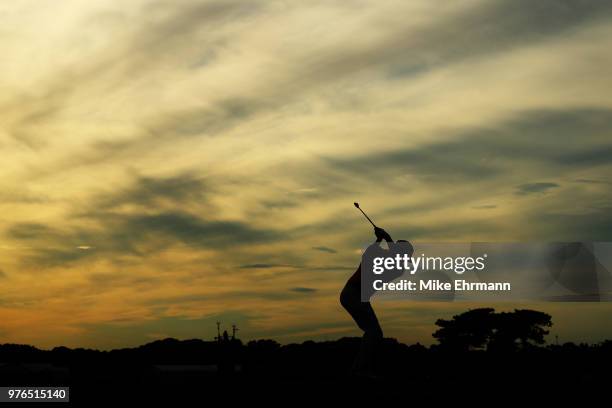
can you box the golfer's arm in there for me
[374,235,394,245]
[381,233,393,244]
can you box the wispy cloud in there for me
[515,182,560,195]
[312,246,337,254]
[290,287,317,293]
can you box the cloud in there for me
[87,272,159,289]
[120,212,281,247]
[305,265,354,271]
[147,98,265,139]
[259,199,299,210]
[384,0,612,79]
[1,0,264,154]
[7,211,285,267]
[239,264,294,269]
[557,146,612,167]
[290,287,317,293]
[314,108,612,189]
[145,289,314,305]
[529,206,612,241]
[573,179,610,185]
[90,173,209,213]
[6,170,287,267]
[7,223,59,240]
[516,182,560,195]
[324,145,501,183]
[14,0,612,181]
[472,205,497,209]
[0,188,50,204]
[312,246,337,254]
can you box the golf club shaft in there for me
[358,207,377,228]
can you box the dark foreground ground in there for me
[1,337,610,404]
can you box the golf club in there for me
[354,202,377,228]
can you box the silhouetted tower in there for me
[231,324,239,340]
[215,321,222,342]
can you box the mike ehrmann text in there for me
[373,279,512,292]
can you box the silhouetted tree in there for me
[489,309,552,352]
[433,308,495,351]
[433,308,552,352]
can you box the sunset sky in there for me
[1,0,612,349]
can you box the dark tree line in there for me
[433,308,552,352]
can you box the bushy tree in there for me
[488,309,552,351]
[433,308,495,351]
[433,308,552,351]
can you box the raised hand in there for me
[374,227,392,242]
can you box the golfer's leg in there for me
[340,284,380,332]
[340,284,369,372]
[340,284,363,327]
[355,302,383,373]
[360,302,383,339]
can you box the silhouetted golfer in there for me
[340,226,410,376]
